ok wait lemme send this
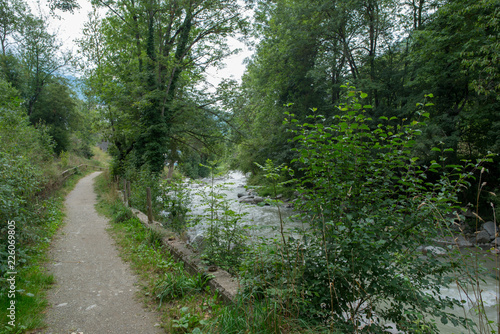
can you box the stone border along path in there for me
[41,172,163,334]
[127,208,239,305]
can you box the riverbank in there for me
[124,170,500,334]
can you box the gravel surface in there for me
[41,172,163,334]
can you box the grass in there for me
[90,146,112,166]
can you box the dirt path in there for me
[42,172,163,334]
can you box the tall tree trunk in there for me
[137,0,168,175]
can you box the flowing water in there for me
[436,250,499,333]
[185,171,302,242]
[183,171,499,333]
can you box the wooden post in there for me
[146,187,153,224]
[123,179,128,205]
[127,181,131,207]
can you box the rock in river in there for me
[482,221,498,239]
[475,230,492,244]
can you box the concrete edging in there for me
[128,207,240,305]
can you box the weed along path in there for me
[42,172,163,334]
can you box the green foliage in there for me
[154,264,209,305]
[79,0,248,176]
[194,164,249,270]
[234,0,500,219]
[179,152,211,179]
[0,3,84,155]
[238,88,490,332]
[144,228,165,248]
[172,306,208,333]
[159,177,191,233]
[0,78,56,271]
[248,161,294,199]
[126,165,161,215]
[203,293,314,334]
[0,80,54,160]
[110,203,134,224]
[30,79,77,155]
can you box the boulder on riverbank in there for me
[482,221,498,240]
[475,230,492,244]
[238,195,265,204]
[237,188,294,207]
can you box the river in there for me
[183,171,499,333]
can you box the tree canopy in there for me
[79,0,249,175]
[231,0,499,214]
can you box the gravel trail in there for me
[41,172,163,334]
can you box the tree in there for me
[17,13,72,116]
[460,0,500,99]
[0,0,26,90]
[406,0,500,159]
[0,0,26,56]
[80,0,248,175]
[233,0,401,174]
[29,78,77,154]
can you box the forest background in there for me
[0,0,499,332]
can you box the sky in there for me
[28,0,252,87]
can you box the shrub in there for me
[194,164,249,271]
[0,80,56,271]
[240,87,491,333]
[127,165,161,214]
[158,176,191,233]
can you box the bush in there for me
[126,165,161,214]
[158,176,192,233]
[0,80,56,271]
[239,87,490,333]
[194,164,249,271]
[179,152,211,179]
